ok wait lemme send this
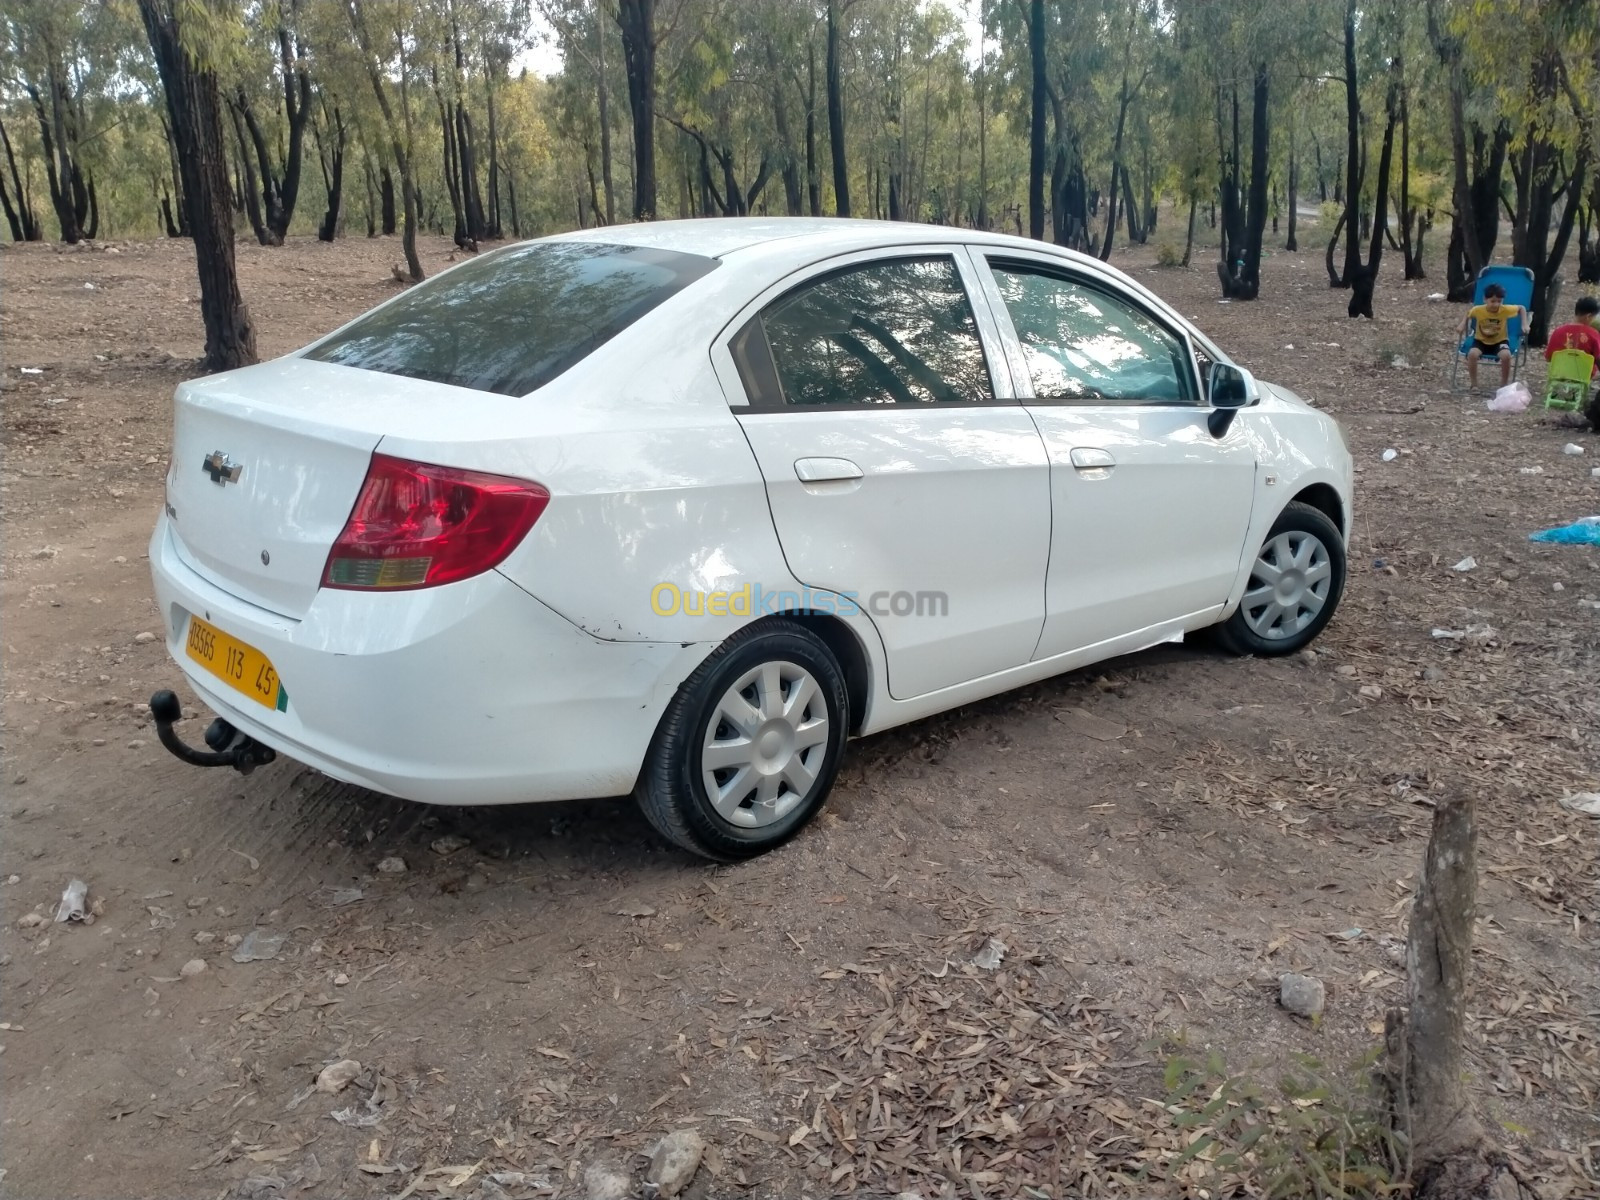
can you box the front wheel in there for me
[634,620,849,861]
[1215,501,1346,656]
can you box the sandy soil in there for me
[1,225,1596,1200]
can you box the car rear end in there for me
[150,238,729,804]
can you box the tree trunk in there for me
[616,0,657,220]
[975,0,987,230]
[379,167,396,235]
[347,0,422,280]
[769,40,803,216]
[137,0,258,371]
[1026,0,1046,240]
[229,103,271,245]
[1121,159,1143,243]
[805,40,821,216]
[318,107,345,242]
[1383,797,1521,1200]
[1335,0,1361,288]
[1182,189,1197,267]
[1286,125,1298,252]
[0,114,39,241]
[825,0,850,217]
[1219,63,1269,300]
[595,0,616,226]
[1099,71,1132,262]
[1349,70,1398,319]
[0,167,23,242]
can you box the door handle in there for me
[794,456,864,483]
[1069,447,1116,475]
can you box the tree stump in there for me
[1382,797,1530,1200]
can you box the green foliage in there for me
[1155,239,1181,266]
[1148,1046,1398,1199]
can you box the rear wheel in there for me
[1215,501,1346,656]
[635,620,849,861]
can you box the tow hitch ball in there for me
[149,690,277,775]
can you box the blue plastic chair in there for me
[1451,265,1535,391]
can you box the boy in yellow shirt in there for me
[1457,283,1528,391]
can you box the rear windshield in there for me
[303,241,718,396]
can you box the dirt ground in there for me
[2,221,1596,1200]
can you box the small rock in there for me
[31,546,58,560]
[224,933,243,947]
[1518,465,1544,475]
[133,631,157,644]
[180,958,207,978]
[430,834,470,856]
[1563,443,1585,456]
[376,856,407,874]
[127,739,145,749]
[1554,582,1565,592]
[1358,684,1382,700]
[112,555,127,564]
[194,931,216,944]
[1279,973,1326,1018]
[1591,466,1600,479]
[581,1162,631,1200]
[17,912,46,929]
[315,1059,362,1093]
[1422,667,1444,682]
[333,972,349,986]
[231,929,284,962]
[646,1130,706,1198]
[1334,664,1358,678]
[1500,568,1521,581]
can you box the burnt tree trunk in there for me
[1332,0,1361,288]
[0,167,23,242]
[1286,127,1298,252]
[379,167,397,234]
[138,0,258,371]
[228,103,270,244]
[317,105,346,242]
[1511,47,1589,346]
[1383,797,1521,1200]
[1218,63,1269,300]
[1181,188,1197,267]
[1348,68,1398,319]
[0,115,41,241]
[826,0,850,217]
[1026,0,1046,239]
[617,0,657,220]
[1098,68,1132,261]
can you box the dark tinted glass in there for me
[758,257,993,406]
[304,242,718,397]
[990,262,1194,404]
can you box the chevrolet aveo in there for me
[150,218,1353,860]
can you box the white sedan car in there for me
[150,218,1352,860]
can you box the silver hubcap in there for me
[701,660,830,828]
[1241,530,1332,640]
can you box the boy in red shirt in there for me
[1544,295,1600,376]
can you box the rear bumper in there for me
[149,514,711,805]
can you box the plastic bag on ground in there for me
[1487,381,1532,412]
[1529,517,1600,545]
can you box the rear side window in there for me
[733,256,994,408]
[304,242,718,397]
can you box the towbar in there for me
[149,690,277,775]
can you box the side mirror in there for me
[1207,362,1254,437]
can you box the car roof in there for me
[545,216,1097,263]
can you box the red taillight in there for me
[322,454,549,591]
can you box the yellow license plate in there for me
[184,616,288,712]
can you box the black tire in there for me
[1215,500,1347,657]
[634,619,849,861]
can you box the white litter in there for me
[1390,355,1410,369]
[1558,792,1600,816]
[971,937,1007,970]
[1562,443,1586,456]
[1430,628,1466,640]
[19,366,42,375]
[1382,448,1398,462]
[1427,292,1446,301]
[1519,466,1544,475]
[53,879,88,923]
[1452,556,1477,572]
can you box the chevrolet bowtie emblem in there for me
[202,450,242,485]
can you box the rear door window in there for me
[732,256,995,408]
[304,241,718,397]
